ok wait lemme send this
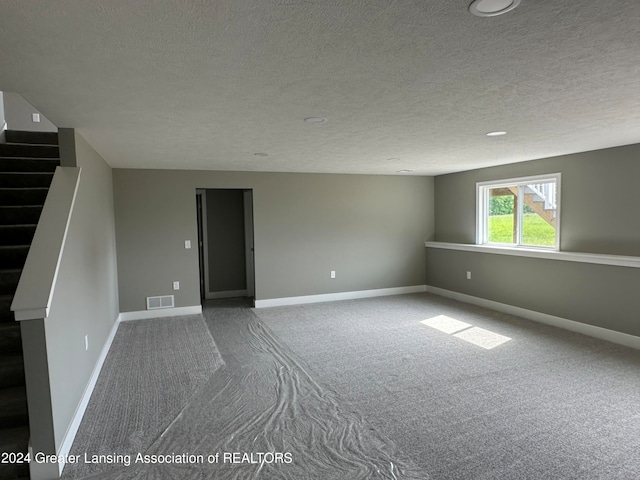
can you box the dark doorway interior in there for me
[196,189,255,303]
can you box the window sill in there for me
[424,242,640,269]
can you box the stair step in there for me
[0,294,14,323]
[0,425,30,479]
[0,386,28,429]
[5,129,58,145]
[0,225,37,246]
[0,144,59,159]
[0,324,22,354]
[0,187,49,206]
[0,172,54,188]
[0,157,59,173]
[0,356,25,390]
[0,247,30,269]
[0,206,43,225]
[0,270,21,295]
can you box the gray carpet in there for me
[63,302,423,479]
[62,315,224,479]
[254,293,640,480]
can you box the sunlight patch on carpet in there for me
[454,326,511,349]
[420,315,511,350]
[420,315,471,334]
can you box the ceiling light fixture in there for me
[304,117,327,124]
[469,0,521,17]
[486,131,507,136]
[397,169,413,173]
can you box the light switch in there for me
[173,281,180,290]
[32,113,41,123]
[185,240,191,249]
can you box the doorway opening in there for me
[196,189,255,305]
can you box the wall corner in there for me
[58,128,77,167]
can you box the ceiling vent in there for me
[146,295,175,310]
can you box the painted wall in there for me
[3,91,57,132]
[206,189,247,293]
[43,130,120,449]
[428,143,640,336]
[113,170,434,312]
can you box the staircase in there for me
[0,130,59,480]
[523,183,557,227]
[505,184,557,227]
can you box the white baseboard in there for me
[119,305,203,321]
[425,286,640,350]
[254,285,427,308]
[56,314,122,474]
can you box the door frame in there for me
[243,189,255,298]
[197,188,256,301]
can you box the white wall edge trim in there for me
[56,314,122,474]
[254,285,427,308]
[425,286,640,350]
[425,241,640,269]
[119,305,203,322]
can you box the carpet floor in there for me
[62,300,422,479]
[61,293,640,479]
[62,315,224,479]
[254,292,640,480]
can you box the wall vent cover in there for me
[146,295,175,310]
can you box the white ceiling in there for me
[1,0,638,175]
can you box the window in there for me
[477,173,560,249]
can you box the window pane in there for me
[521,182,557,247]
[488,187,516,244]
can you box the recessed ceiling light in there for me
[469,0,521,17]
[254,152,269,157]
[387,157,400,161]
[304,117,327,124]
[397,169,413,173]
[486,131,507,136]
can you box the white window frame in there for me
[476,173,561,250]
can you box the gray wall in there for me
[206,189,247,293]
[3,91,57,132]
[44,130,120,449]
[113,170,434,312]
[428,143,640,336]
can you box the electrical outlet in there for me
[173,281,180,290]
[185,240,191,249]
[85,335,89,351]
[466,271,471,280]
[32,113,41,123]
[330,270,336,279]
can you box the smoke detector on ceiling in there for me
[469,0,521,17]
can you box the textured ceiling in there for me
[0,0,638,175]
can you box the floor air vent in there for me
[146,295,175,310]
